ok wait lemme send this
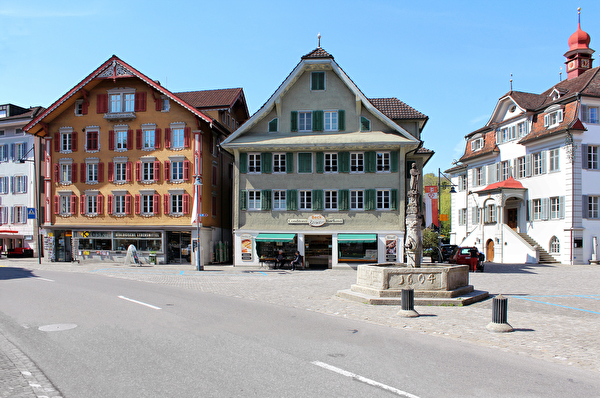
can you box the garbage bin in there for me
[149,253,157,265]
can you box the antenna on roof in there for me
[560,66,563,82]
[317,32,321,48]
[510,74,513,91]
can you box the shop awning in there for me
[338,233,377,243]
[0,230,18,234]
[255,233,296,242]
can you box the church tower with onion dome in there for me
[565,7,594,80]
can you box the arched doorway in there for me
[486,239,494,262]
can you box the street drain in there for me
[38,324,78,332]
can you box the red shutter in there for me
[155,96,162,111]
[164,128,171,149]
[127,130,133,150]
[154,161,160,182]
[96,94,108,113]
[82,100,88,115]
[155,128,161,149]
[71,131,78,152]
[164,160,170,182]
[72,163,77,183]
[135,194,140,214]
[183,193,190,214]
[107,195,113,215]
[54,133,60,152]
[125,194,132,215]
[97,194,104,215]
[53,164,59,182]
[54,195,59,214]
[153,194,160,215]
[184,160,190,181]
[80,195,85,215]
[135,161,141,182]
[71,195,77,215]
[126,161,132,182]
[184,127,191,148]
[81,163,86,183]
[108,162,114,182]
[136,129,142,149]
[163,194,169,215]
[134,92,147,112]
[109,130,115,150]
[98,162,104,183]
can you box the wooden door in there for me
[507,208,518,230]
[486,239,494,262]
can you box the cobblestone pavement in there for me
[1,259,599,396]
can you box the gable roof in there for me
[368,97,428,121]
[23,55,213,136]
[222,47,421,148]
[175,88,248,113]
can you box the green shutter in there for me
[365,189,376,210]
[339,152,350,173]
[261,189,272,210]
[360,117,371,132]
[239,153,248,174]
[338,110,345,131]
[339,189,349,211]
[391,189,398,210]
[313,110,324,131]
[291,111,298,132]
[268,118,278,132]
[240,190,247,210]
[312,190,324,211]
[316,152,324,173]
[390,151,399,172]
[365,151,376,173]
[298,153,312,173]
[261,153,272,174]
[286,152,294,173]
[311,71,325,90]
[287,189,297,210]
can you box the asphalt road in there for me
[1,267,599,398]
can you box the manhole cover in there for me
[38,324,78,332]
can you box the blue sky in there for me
[1,0,599,176]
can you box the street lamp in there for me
[437,168,457,256]
[194,176,203,271]
[19,145,41,265]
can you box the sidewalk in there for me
[1,259,599,396]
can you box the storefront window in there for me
[113,231,162,252]
[79,238,112,250]
[339,241,378,261]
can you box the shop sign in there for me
[308,214,326,227]
[240,234,253,261]
[385,235,398,262]
[114,232,161,238]
[287,217,344,225]
[24,235,33,240]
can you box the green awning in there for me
[255,233,296,242]
[338,233,377,243]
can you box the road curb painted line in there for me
[34,277,55,282]
[512,296,600,315]
[117,296,162,310]
[311,361,420,398]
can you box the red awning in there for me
[480,176,525,192]
[0,230,19,234]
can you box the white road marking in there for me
[311,361,420,398]
[35,277,54,282]
[118,295,162,310]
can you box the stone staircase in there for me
[518,233,559,264]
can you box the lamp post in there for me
[437,168,457,255]
[194,176,203,271]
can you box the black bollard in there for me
[397,288,419,318]
[486,294,513,332]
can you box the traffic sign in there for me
[199,213,209,217]
[27,208,36,219]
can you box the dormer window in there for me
[471,136,484,152]
[544,109,563,128]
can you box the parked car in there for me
[440,244,458,262]
[450,247,484,272]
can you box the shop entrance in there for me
[55,230,72,262]
[305,235,332,269]
[167,231,192,263]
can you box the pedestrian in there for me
[290,251,302,271]
[275,250,284,269]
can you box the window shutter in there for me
[126,162,132,182]
[54,133,60,152]
[560,196,565,219]
[71,132,78,152]
[82,100,88,115]
[71,194,77,215]
[126,194,132,215]
[72,163,77,183]
[96,94,108,113]
[153,194,160,215]
[339,189,349,211]
[261,153,272,174]
[526,154,532,177]
[53,164,59,182]
[155,95,162,111]
[239,153,248,173]
[544,114,549,127]
[184,127,191,148]
[365,151,376,173]
[127,130,133,149]
[312,189,324,211]
[108,130,115,151]
[390,189,398,210]
[526,200,531,221]
[316,152,324,173]
[163,194,169,215]
[81,163,86,183]
[163,160,170,181]
[558,110,563,123]
[154,160,161,182]
[390,151,399,172]
[240,190,247,210]
[135,161,141,181]
[108,195,113,215]
[338,152,350,173]
[286,189,297,211]
[80,195,85,215]
[134,92,147,112]
[541,151,547,174]
[542,197,550,220]
[268,118,278,132]
[365,189,376,210]
[155,128,161,149]
[164,128,171,149]
[183,193,190,214]
[98,162,104,182]
[582,105,588,122]
[313,110,324,131]
[98,194,104,215]
[136,129,143,149]
[184,160,191,181]
[261,189,272,210]
[108,162,114,182]
[286,153,294,173]
[54,195,59,215]
[290,111,298,132]
[582,144,589,169]
[582,195,589,218]
[338,110,345,131]
[135,194,140,214]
